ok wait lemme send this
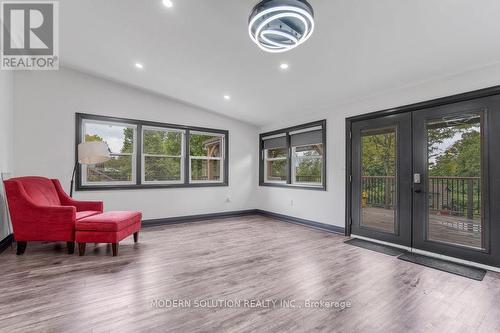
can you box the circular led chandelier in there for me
[248,0,314,53]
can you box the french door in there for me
[351,113,412,247]
[350,94,500,267]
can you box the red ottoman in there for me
[76,211,142,256]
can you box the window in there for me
[76,114,228,190]
[82,119,137,185]
[142,127,185,184]
[189,132,224,182]
[259,120,326,190]
[263,135,288,183]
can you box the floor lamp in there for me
[70,141,111,197]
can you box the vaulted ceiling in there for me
[60,0,500,125]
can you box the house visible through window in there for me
[259,120,326,190]
[76,114,228,190]
[189,132,224,182]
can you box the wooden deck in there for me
[362,207,482,248]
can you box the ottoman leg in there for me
[78,243,86,256]
[133,232,139,243]
[16,241,27,255]
[67,242,75,254]
[112,243,118,256]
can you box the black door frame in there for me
[350,113,413,247]
[346,85,500,267]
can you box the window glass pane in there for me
[84,122,134,154]
[86,155,133,182]
[426,113,483,249]
[265,159,287,182]
[144,156,181,182]
[360,127,397,234]
[143,129,183,156]
[190,133,222,157]
[267,148,287,159]
[293,144,323,184]
[191,159,221,181]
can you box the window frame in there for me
[263,146,288,184]
[81,119,138,186]
[188,130,225,184]
[259,120,326,191]
[76,113,229,191]
[291,143,324,186]
[141,125,186,185]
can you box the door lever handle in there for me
[414,189,423,193]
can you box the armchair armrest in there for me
[51,179,103,212]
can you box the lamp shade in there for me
[78,141,111,165]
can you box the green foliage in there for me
[142,130,183,181]
[143,130,182,155]
[294,144,322,183]
[190,134,220,156]
[361,131,396,177]
[85,134,103,142]
[429,129,480,177]
[122,128,134,154]
[270,159,287,180]
[295,158,321,182]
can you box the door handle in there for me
[414,189,424,194]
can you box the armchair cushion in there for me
[76,211,102,220]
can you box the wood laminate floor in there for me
[1,215,500,333]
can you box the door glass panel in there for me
[426,113,483,249]
[360,127,397,233]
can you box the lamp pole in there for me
[70,161,78,197]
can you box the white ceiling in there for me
[60,0,500,126]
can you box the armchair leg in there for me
[78,243,86,256]
[133,232,139,243]
[16,241,27,255]
[67,242,75,254]
[112,243,118,256]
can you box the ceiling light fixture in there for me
[135,63,144,69]
[162,0,173,8]
[223,95,231,101]
[280,63,289,70]
[248,0,314,53]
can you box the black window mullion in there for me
[286,132,292,185]
[136,124,142,185]
[184,129,190,185]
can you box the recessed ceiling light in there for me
[280,63,289,70]
[223,95,231,101]
[135,63,144,69]
[162,0,173,8]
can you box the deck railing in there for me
[362,176,481,219]
[295,175,322,183]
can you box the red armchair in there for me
[4,176,103,255]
